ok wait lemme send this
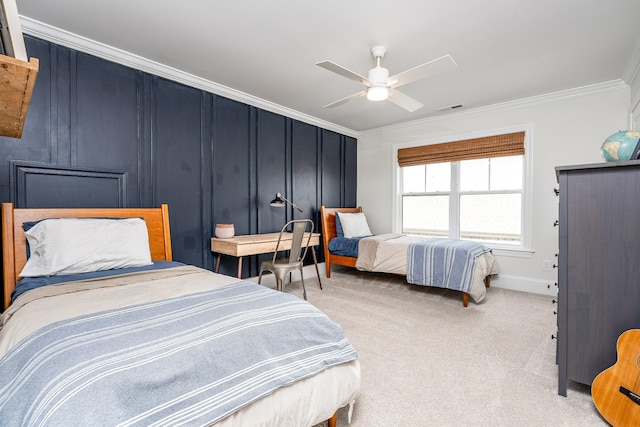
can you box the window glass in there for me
[459,193,522,245]
[402,195,449,237]
[400,153,525,249]
[490,156,522,190]
[426,163,450,192]
[402,165,426,193]
[460,159,488,191]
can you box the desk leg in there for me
[311,247,323,290]
[237,257,243,279]
[214,254,221,273]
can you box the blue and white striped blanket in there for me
[407,238,492,293]
[0,281,357,427]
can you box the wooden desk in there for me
[211,232,322,288]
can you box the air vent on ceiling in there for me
[437,104,463,111]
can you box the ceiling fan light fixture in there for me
[317,46,457,111]
[367,85,388,101]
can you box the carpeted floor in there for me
[283,266,606,427]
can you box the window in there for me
[397,131,529,250]
[402,163,450,238]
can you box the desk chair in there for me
[258,219,314,300]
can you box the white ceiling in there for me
[15,0,640,134]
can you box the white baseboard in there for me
[488,274,557,296]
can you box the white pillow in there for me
[336,212,372,238]
[20,218,153,277]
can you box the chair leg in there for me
[273,273,288,292]
[300,271,307,300]
[258,270,264,284]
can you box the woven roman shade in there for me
[397,131,525,167]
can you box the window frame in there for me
[392,126,534,257]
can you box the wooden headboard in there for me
[319,206,362,278]
[1,203,173,309]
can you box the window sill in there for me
[490,247,534,258]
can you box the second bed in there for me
[320,206,498,306]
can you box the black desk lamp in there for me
[270,192,302,212]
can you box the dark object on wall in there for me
[0,35,357,281]
[10,161,127,208]
[555,160,640,396]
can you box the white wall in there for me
[357,83,631,295]
[630,64,640,129]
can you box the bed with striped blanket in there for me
[0,265,360,427]
[407,238,493,295]
[320,207,497,306]
[0,204,360,427]
[355,234,498,306]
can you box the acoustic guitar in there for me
[592,329,640,426]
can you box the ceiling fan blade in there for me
[322,90,367,109]
[388,88,423,112]
[316,60,370,85]
[389,54,457,88]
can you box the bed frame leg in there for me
[328,411,338,427]
[462,292,469,307]
[485,275,491,288]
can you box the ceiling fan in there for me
[316,46,457,112]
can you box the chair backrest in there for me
[273,219,314,263]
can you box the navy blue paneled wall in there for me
[0,36,357,280]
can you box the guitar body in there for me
[592,329,640,426]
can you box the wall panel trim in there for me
[10,161,128,208]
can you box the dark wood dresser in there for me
[556,160,640,396]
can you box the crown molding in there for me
[19,16,632,140]
[19,16,358,138]
[359,80,628,138]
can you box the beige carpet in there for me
[282,266,606,427]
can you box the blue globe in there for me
[601,130,640,162]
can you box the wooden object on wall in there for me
[0,54,38,138]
